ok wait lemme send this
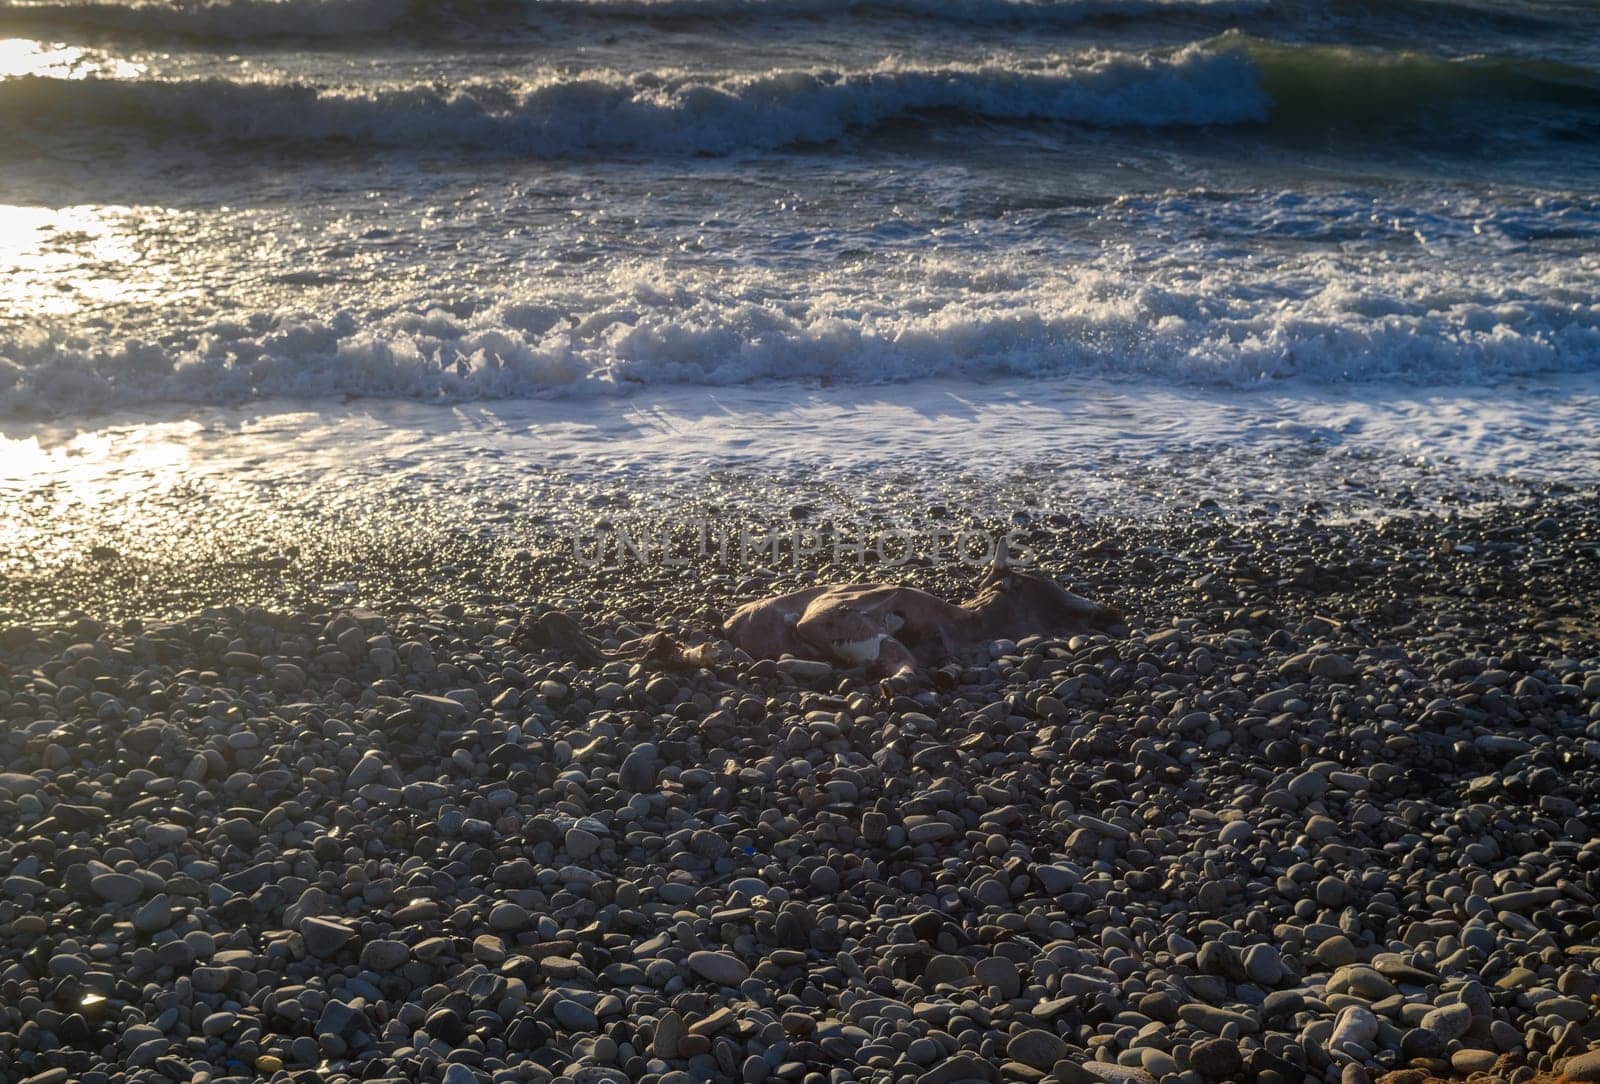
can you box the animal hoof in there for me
[1092,605,1127,634]
[879,671,921,698]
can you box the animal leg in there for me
[517,611,608,665]
[1061,589,1124,630]
[875,636,917,679]
[874,637,925,696]
[518,612,715,670]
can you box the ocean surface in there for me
[1,0,1599,484]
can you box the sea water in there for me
[0,0,1598,482]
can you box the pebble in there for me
[132,894,174,933]
[89,871,143,904]
[1419,1002,1472,1044]
[775,658,832,679]
[301,917,356,957]
[201,1011,237,1037]
[1331,966,1395,1001]
[1452,1049,1499,1074]
[347,750,387,787]
[554,998,599,1031]
[974,956,1021,999]
[686,950,749,985]
[1081,1064,1156,1084]
[0,772,40,794]
[359,939,410,970]
[1035,865,1077,894]
[1218,819,1252,847]
[1007,1028,1068,1069]
[146,822,188,847]
[1243,943,1285,986]
[1179,1004,1259,1035]
[653,1010,687,1057]
[619,744,659,790]
[923,954,971,985]
[1316,935,1359,968]
[1562,1051,1600,1083]
[1330,1006,1379,1051]
[1189,1038,1243,1079]
[565,826,602,859]
[488,902,529,931]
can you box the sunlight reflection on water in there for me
[0,37,142,79]
[0,203,182,318]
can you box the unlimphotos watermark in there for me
[567,520,1038,571]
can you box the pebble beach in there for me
[4,0,1600,1070]
[2,459,1598,1084]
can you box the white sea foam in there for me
[4,242,1598,415]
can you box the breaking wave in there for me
[0,46,1271,153]
[4,36,1596,157]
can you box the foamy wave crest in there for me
[6,254,1600,415]
[0,0,408,38]
[0,46,1268,153]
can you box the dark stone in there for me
[425,1008,467,1045]
[51,805,106,830]
[1191,1038,1243,1079]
